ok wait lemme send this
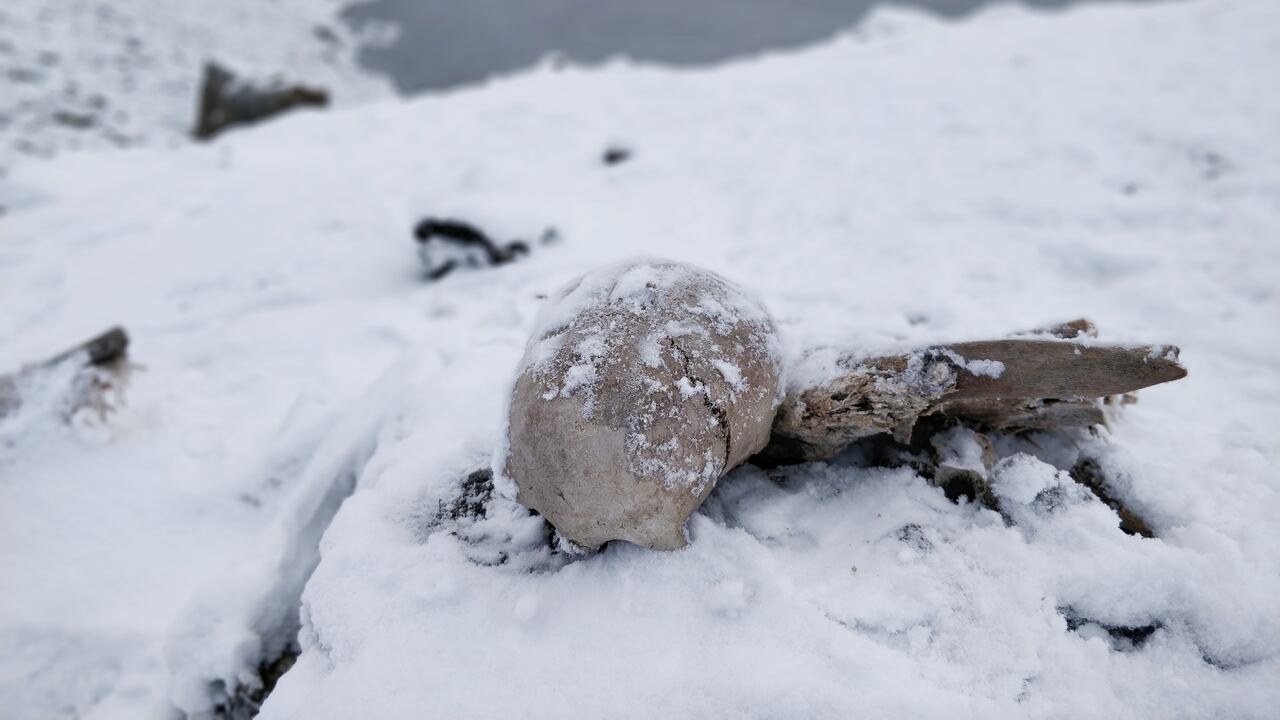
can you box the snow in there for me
[931,426,989,475]
[2,0,1279,718]
[942,349,1006,378]
[711,358,746,393]
[0,0,390,176]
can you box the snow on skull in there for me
[503,259,783,550]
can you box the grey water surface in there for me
[342,0,1151,94]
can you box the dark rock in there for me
[436,468,495,522]
[602,146,632,165]
[193,62,329,140]
[1059,606,1161,652]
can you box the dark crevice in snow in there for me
[763,414,1161,539]
[1069,457,1156,538]
[166,395,389,717]
[1058,607,1257,670]
[1060,606,1161,652]
[936,471,989,506]
[212,646,299,720]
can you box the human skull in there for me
[502,259,783,550]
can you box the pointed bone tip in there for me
[1148,345,1187,379]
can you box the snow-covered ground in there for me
[0,0,389,176]
[2,0,1279,718]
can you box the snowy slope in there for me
[0,0,390,176]
[2,0,1279,718]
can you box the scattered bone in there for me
[766,334,1186,462]
[412,217,531,280]
[0,326,131,420]
[193,62,329,140]
[503,260,782,550]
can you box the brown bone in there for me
[942,340,1185,402]
[765,324,1186,462]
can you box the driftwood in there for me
[764,321,1186,462]
[0,326,130,419]
[193,63,329,140]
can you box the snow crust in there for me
[2,0,1279,718]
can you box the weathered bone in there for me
[766,331,1186,462]
[943,340,1185,401]
[193,63,329,140]
[0,326,130,419]
[933,397,1106,432]
[503,261,782,550]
